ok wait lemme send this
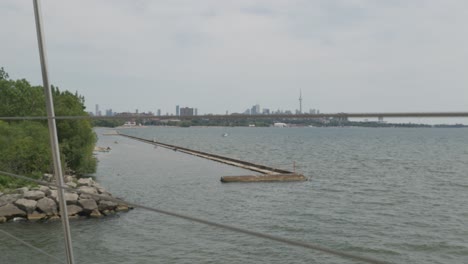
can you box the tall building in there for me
[95,104,99,116]
[105,109,113,116]
[180,107,194,116]
[194,108,198,116]
[176,105,180,116]
[157,109,161,116]
[251,104,260,115]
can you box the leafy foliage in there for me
[0,68,96,188]
[92,119,125,128]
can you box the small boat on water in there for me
[222,133,228,137]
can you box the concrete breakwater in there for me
[0,174,132,223]
[118,133,307,182]
[220,174,307,183]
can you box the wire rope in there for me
[0,170,389,264]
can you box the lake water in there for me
[1,126,468,263]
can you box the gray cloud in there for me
[1,0,467,121]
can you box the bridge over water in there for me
[3,111,468,121]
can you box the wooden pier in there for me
[117,133,307,183]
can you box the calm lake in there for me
[1,126,467,264]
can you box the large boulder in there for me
[14,187,29,194]
[78,186,97,195]
[0,203,26,218]
[14,199,37,214]
[115,204,130,212]
[49,190,58,202]
[98,200,118,211]
[96,187,106,194]
[0,194,23,207]
[77,178,95,187]
[79,193,98,201]
[27,213,46,221]
[90,209,102,218]
[66,205,83,216]
[42,173,53,182]
[65,193,79,205]
[78,199,98,213]
[36,197,57,215]
[64,175,74,183]
[24,190,45,200]
[38,186,51,196]
[66,182,77,188]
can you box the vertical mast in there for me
[299,89,303,114]
[32,1,76,263]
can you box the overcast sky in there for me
[1,0,467,122]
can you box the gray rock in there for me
[66,205,83,216]
[14,199,37,214]
[0,194,23,207]
[0,216,6,223]
[28,213,46,221]
[36,197,57,215]
[65,193,79,205]
[66,182,77,188]
[48,215,60,221]
[115,204,130,212]
[78,199,98,213]
[79,193,97,201]
[49,190,58,202]
[98,200,118,211]
[97,187,108,194]
[64,175,74,183]
[77,178,94,187]
[90,209,102,218]
[78,186,97,195]
[24,190,45,200]
[99,192,113,198]
[39,186,51,196]
[14,187,29,194]
[42,173,53,182]
[0,203,26,218]
[101,210,115,216]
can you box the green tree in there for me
[0,68,97,188]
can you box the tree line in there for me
[0,67,96,188]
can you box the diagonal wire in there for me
[0,111,468,121]
[0,229,63,263]
[0,170,389,264]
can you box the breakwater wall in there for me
[118,133,292,174]
[118,133,307,182]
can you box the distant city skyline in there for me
[1,1,468,124]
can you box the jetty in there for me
[117,133,307,183]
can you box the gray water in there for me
[1,127,467,263]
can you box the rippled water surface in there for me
[1,127,468,263]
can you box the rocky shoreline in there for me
[0,174,132,223]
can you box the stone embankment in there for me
[0,174,132,223]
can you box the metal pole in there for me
[32,1,75,263]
